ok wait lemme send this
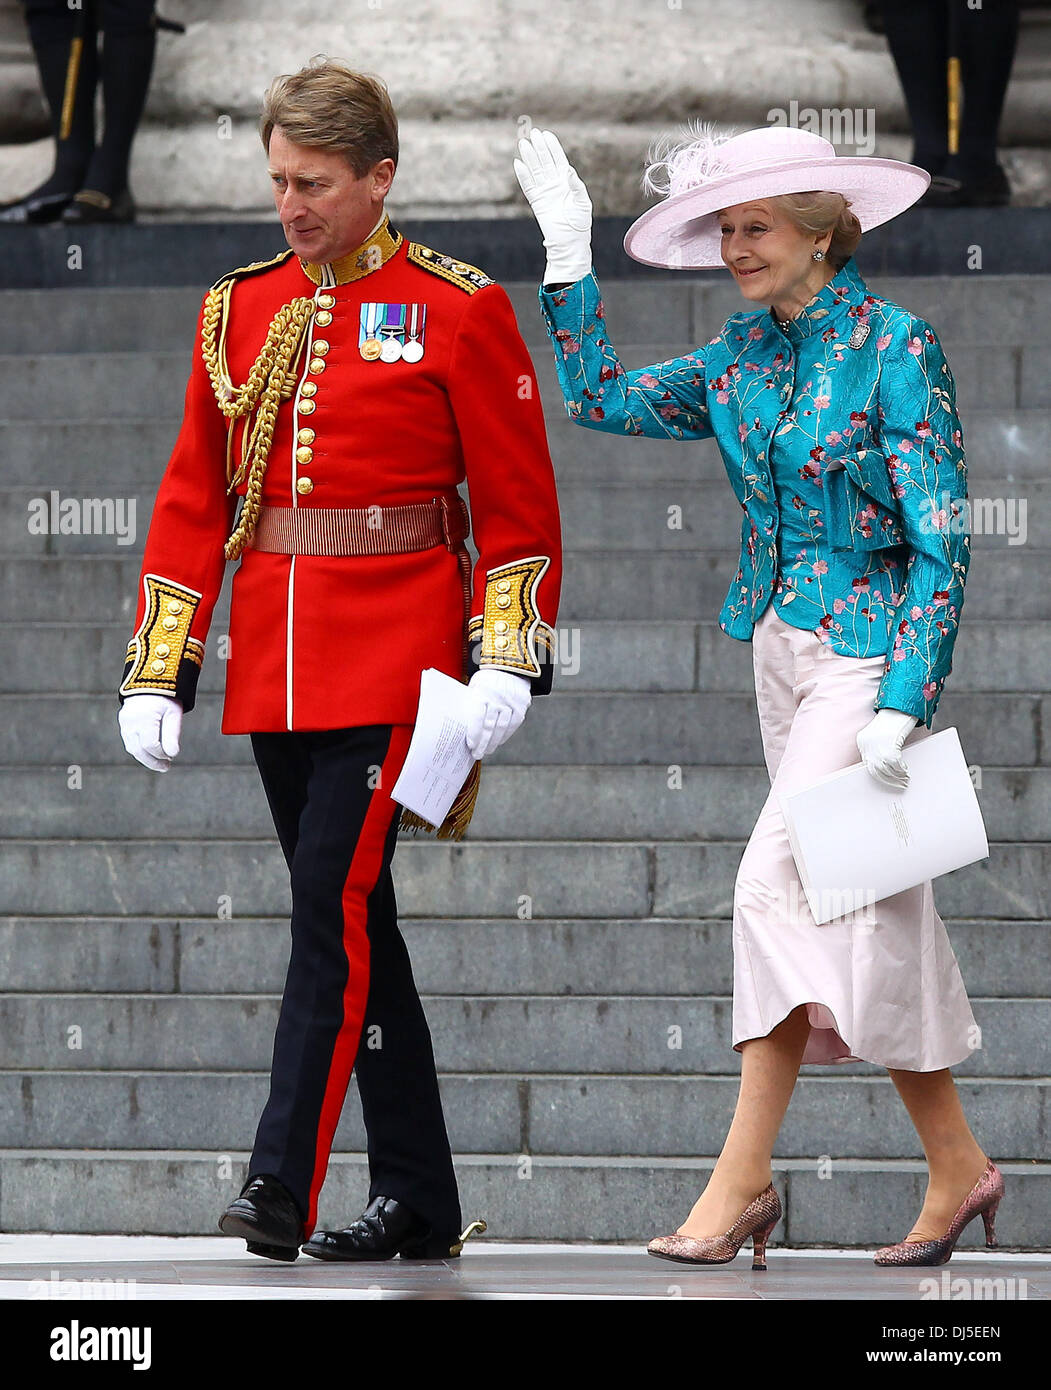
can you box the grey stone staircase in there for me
[1,271,1048,1247]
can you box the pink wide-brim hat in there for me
[623,125,930,270]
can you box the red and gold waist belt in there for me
[248,494,469,557]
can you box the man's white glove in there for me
[464,669,532,759]
[856,707,919,790]
[513,127,593,286]
[118,692,183,772]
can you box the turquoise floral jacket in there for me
[537,257,970,728]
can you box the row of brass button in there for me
[296,296,337,495]
[151,597,185,673]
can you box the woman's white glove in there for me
[513,127,593,285]
[118,692,183,772]
[464,669,532,759]
[856,707,920,790]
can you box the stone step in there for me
[2,838,1048,921]
[2,275,1050,354]
[5,618,1048,697]
[0,1150,1044,1246]
[0,691,1045,767]
[0,916,1043,1001]
[0,990,1042,1078]
[4,764,1049,844]
[1,1071,1045,1160]
[4,0,1050,220]
[7,480,1041,554]
[0,344,1044,418]
[4,411,1047,486]
[1,549,1043,622]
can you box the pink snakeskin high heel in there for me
[874,1160,1005,1266]
[647,1183,783,1270]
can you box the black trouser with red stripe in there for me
[248,724,462,1239]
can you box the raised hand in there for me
[514,127,593,284]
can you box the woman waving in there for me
[517,124,1001,1270]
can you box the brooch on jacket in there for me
[847,322,871,349]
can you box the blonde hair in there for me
[259,57,398,178]
[772,191,862,269]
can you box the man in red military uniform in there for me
[117,60,562,1262]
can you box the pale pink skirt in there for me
[731,602,978,1071]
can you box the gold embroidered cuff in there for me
[478,556,554,680]
[119,574,204,710]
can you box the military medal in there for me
[359,302,382,360]
[401,302,426,362]
[379,302,406,362]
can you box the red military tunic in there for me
[119,214,562,734]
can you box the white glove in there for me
[118,692,183,772]
[464,669,532,759]
[513,127,593,285]
[856,707,919,790]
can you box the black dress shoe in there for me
[0,188,76,225]
[920,164,1011,208]
[302,1195,460,1262]
[218,1173,306,1261]
[61,187,136,224]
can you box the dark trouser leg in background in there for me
[13,0,99,206]
[957,0,1020,178]
[880,0,1020,203]
[879,0,948,174]
[248,726,460,1237]
[82,0,157,200]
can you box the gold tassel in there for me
[399,760,481,841]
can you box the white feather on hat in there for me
[641,120,739,200]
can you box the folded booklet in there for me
[392,667,477,827]
[776,726,989,925]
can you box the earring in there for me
[812,249,825,261]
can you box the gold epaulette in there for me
[406,242,495,294]
[209,248,295,293]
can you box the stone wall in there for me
[2,0,1049,216]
